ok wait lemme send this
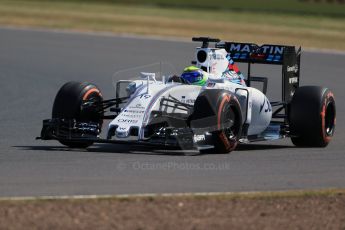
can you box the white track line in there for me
[0,192,257,201]
[0,189,340,201]
[1,26,345,56]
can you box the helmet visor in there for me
[181,71,203,84]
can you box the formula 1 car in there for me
[38,37,336,154]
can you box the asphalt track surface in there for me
[0,27,345,197]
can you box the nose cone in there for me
[115,126,130,138]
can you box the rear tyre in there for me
[52,81,103,148]
[289,86,336,147]
[190,90,242,154]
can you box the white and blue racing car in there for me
[38,37,336,154]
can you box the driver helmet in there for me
[181,66,208,86]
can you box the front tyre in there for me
[289,86,336,147]
[52,81,103,148]
[190,89,242,154]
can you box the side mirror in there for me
[140,72,156,82]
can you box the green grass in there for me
[0,0,344,50]
[21,0,345,18]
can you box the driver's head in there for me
[181,66,208,86]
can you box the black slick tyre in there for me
[289,86,336,147]
[52,81,103,148]
[190,89,242,154]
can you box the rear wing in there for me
[215,41,301,103]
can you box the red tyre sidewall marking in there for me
[321,91,335,143]
[217,94,231,130]
[217,94,233,151]
[83,88,102,100]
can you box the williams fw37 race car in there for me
[38,37,336,154]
